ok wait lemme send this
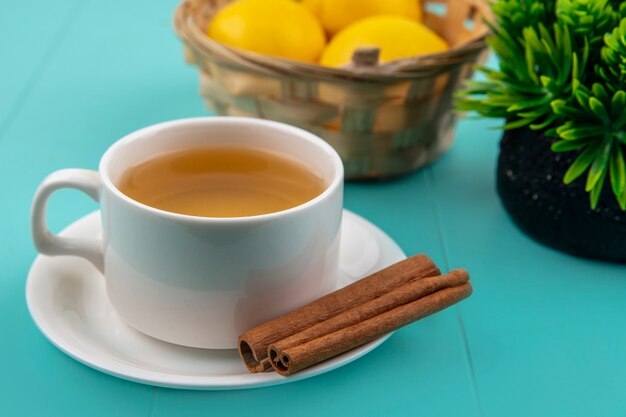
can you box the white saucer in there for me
[26,210,406,390]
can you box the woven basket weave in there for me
[174,0,492,179]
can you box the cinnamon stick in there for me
[269,282,472,376]
[238,254,440,372]
[268,269,469,359]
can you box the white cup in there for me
[31,117,344,349]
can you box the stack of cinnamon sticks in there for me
[238,254,471,376]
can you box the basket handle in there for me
[351,47,380,67]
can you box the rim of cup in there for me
[98,117,344,223]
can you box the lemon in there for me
[317,0,422,35]
[301,0,324,20]
[209,0,326,63]
[320,15,448,67]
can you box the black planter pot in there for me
[497,127,626,263]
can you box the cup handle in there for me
[31,169,104,273]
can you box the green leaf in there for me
[530,114,558,130]
[524,26,544,52]
[618,188,626,211]
[519,110,550,119]
[575,88,592,111]
[505,82,546,94]
[572,52,580,91]
[540,75,553,88]
[540,24,556,53]
[610,90,626,118]
[556,121,576,135]
[604,30,620,50]
[545,127,560,137]
[483,94,524,105]
[558,126,607,140]
[559,27,573,84]
[524,49,539,85]
[590,165,608,210]
[551,138,594,152]
[564,142,602,184]
[589,97,612,125]
[507,96,551,112]
[458,81,498,95]
[551,100,588,119]
[609,143,626,196]
[579,39,590,77]
[592,83,610,102]
[586,139,612,191]
[502,117,534,130]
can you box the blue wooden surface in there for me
[2,1,625,416]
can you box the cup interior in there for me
[99,117,344,218]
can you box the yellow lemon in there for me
[209,0,326,63]
[318,0,422,35]
[301,0,324,20]
[320,15,448,67]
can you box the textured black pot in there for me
[497,127,626,263]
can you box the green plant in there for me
[457,0,626,210]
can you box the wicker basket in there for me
[174,0,492,179]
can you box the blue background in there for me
[2,1,625,416]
